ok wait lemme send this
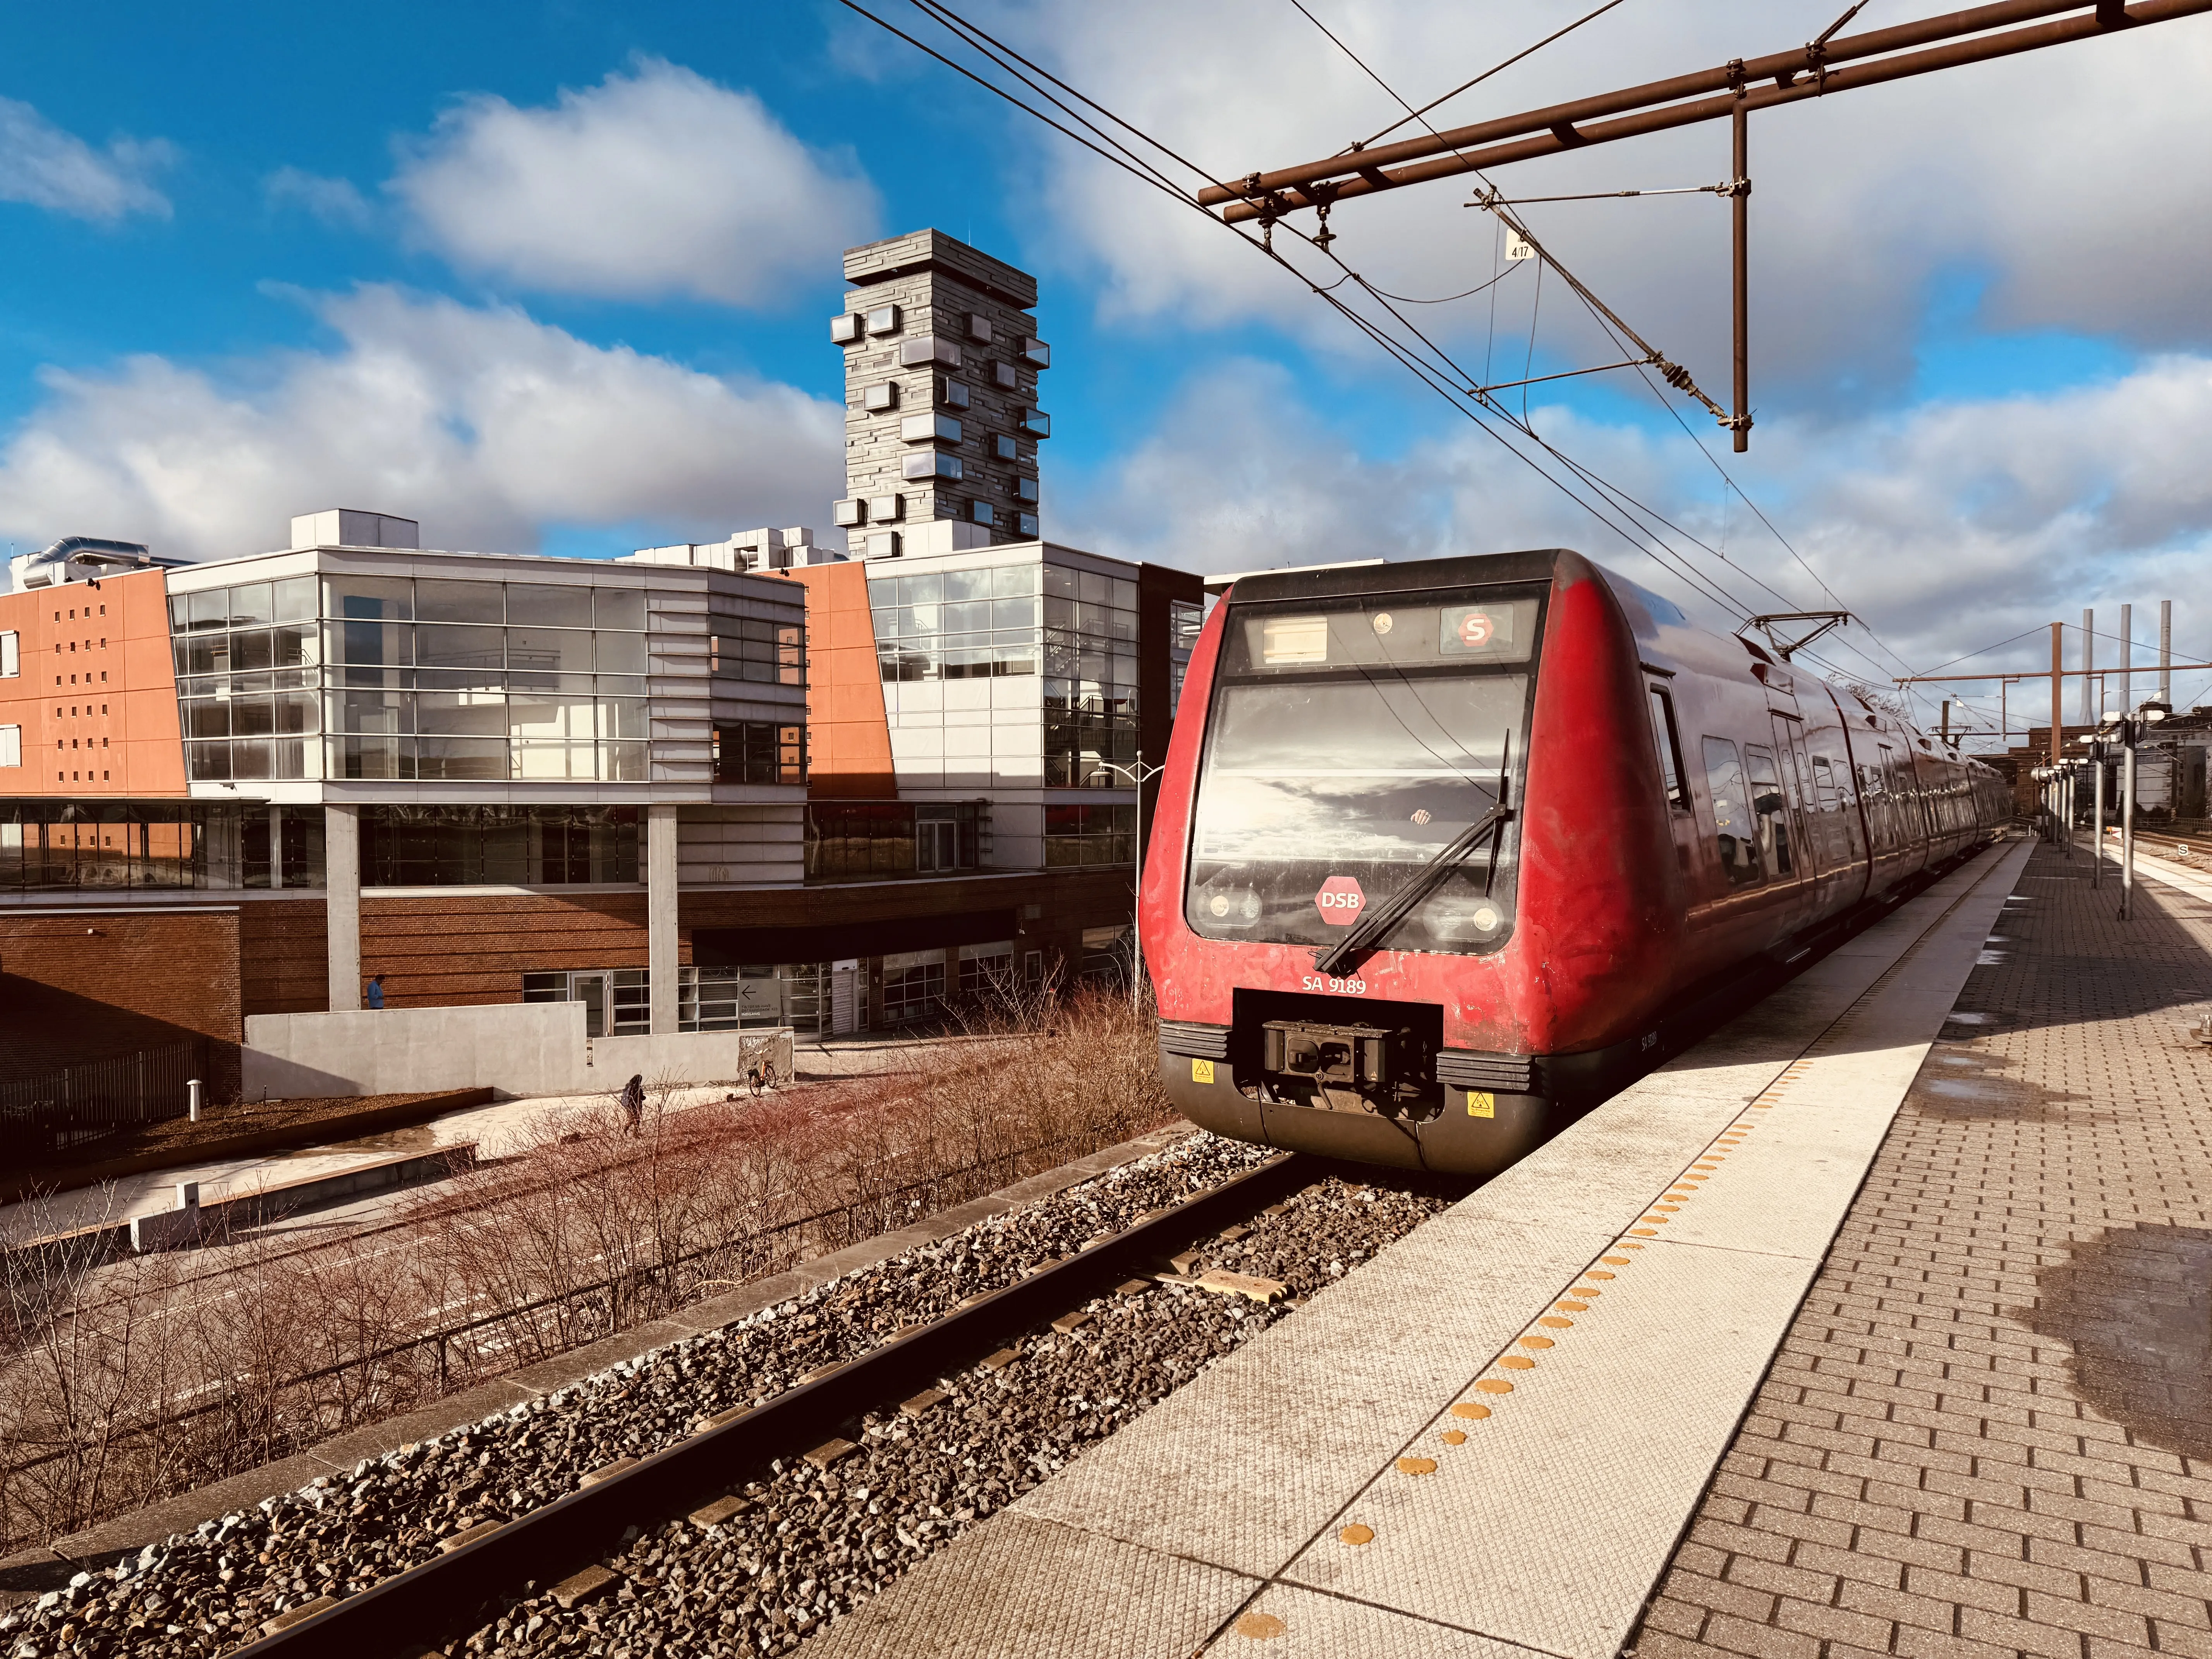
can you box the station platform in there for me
[803,836,2104,1658]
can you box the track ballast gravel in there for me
[0,1134,1463,1659]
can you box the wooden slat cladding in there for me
[361,892,656,1006]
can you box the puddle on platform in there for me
[1975,951,2010,966]
[1912,1057,2075,1122]
[2029,1226,2212,1463]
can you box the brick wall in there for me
[240,899,329,1016]
[0,907,240,1091]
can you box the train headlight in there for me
[1427,896,1506,940]
[1201,886,1262,925]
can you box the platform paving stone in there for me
[1633,838,2212,1659]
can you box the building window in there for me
[881,957,945,1025]
[1168,598,1204,716]
[0,802,276,893]
[165,574,694,785]
[522,969,651,1037]
[0,725,18,768]
[868,562,1041,682]
[243,806,326,890]
[805,799,982,880]
[361,805,639,886]
[1038,563,1142,785]
[709,618,805,685]
[1080,925,1130,988]
[902,450,962,482]
[958,946,1015,997]
[897,336,960,369]
[1045,803,1136,867]
[713,722,805,786]
[0,630,17,677]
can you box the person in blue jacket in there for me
[365,975,385,1010]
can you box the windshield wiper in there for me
[1313,797,1514,977]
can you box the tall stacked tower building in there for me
[831,231,1048,555]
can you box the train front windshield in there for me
[1183,584,1544,957]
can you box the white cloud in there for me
[1056,353,2212,713]
[0,286,845,563]
[975,0,2212,400]
[263,166,374,230]
[0,96,172,222]
[387,57,879,306]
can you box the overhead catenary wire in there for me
[872,0,1807,629]
[1353,0,1638,151]
[846,0,1927,685]
[1273,4,1894,647]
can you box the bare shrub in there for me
[0,991,1173,1552]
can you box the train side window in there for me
[1744,744,1793,877]
[1810,752,1838,810]
[1648,686,1688,810]
[1700,735,1763,886]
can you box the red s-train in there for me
[1140,548,2009,1175]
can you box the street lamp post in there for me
[2099,701,2171,921]
[2087,738,2107,890]
[1095,754,1166,1010]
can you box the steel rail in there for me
[230,1152,1313,1656]
[1207,0,2212,220]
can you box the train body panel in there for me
[1143,548,2009,1175]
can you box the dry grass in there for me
[0,989,1173,1555]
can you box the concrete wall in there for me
[242,1002,792,1100]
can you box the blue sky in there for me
[2,2,2209,738]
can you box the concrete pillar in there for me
[326,804,361,1012]
[648,804,679,1035]
[267,804,285,888]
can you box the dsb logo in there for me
[1314,876,1365,926]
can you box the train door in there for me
[1646,680,1696,886]
[1744,731,1813,932]
[1773,714,1832,919]
[1807,723,1870,908]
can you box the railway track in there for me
[5,1135,1462,1658]
[2129,826,2212,862]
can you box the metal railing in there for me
[0,1038,206,1154]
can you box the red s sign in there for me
[1314,876,1365,925]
